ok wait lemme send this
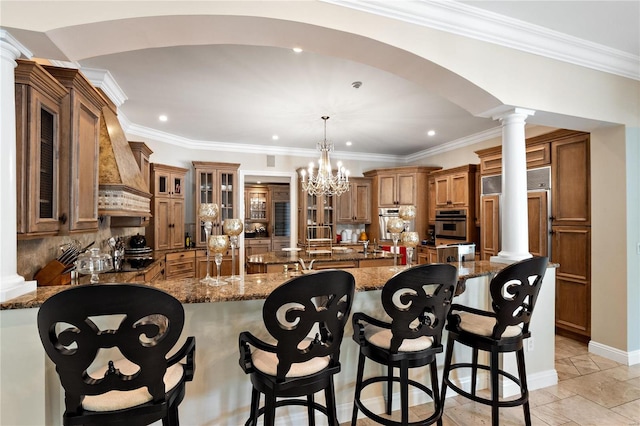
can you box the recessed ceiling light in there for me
[257,181,262,184]
[346,141,353,146]
[427,130,436,136]
[159,115,168,122]
[292,47,303,53]
[272,135,279,140]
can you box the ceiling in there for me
[3,1,638,158]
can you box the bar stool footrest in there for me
[354,376,440,426]
[245,398,330,426]
[444,362,528,408]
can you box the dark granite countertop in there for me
[1,261,512,310]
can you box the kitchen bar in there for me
[0,261,557,426]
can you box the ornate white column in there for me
[492,108,535,263]
[0,30,35,302]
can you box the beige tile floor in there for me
[346,335,640,425]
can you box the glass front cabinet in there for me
[193,162,240,247]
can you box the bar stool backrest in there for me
[263,270,356,381]
[488,256,549,339]
[381,264,458,353]
[37,284,185,412]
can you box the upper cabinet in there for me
[364,166,440,242]
[15,60,68,239]
[193,161,240,246]
[148,164,188,251]
[431,164,478,210]
[550,133,591,226]
[43,64,109,234]
[336,177,372,224]
[245,185,269,223]
[476,142,551,176]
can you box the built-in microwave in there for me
[434,209,467,240]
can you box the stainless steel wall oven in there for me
[434,209,467,240]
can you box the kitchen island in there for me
[0,261,557,426]
[246,248,398,274]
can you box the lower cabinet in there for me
[552,226,591,340]
[245,239,271,258]
[417,246,437,264]
[165,251,195,280]
[131,259,165,283]
[196,249,237,278]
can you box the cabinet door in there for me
[154,198,171,250]
[552,135,590,225]
[449,173,468,206]
[434,176,450,207]
[480,195,500,260]
[336,191,353,223]
[353,180,371,223]
[17,88,63,236]
[527,192,549,257]
[217,169,236,224]
[378,174,397,207]
[171,173,185,199]
[69,96,100,232]
[170,199,185,249]
[396,173,416,206]
[553,226,591,338]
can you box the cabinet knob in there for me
[58,213,67,224]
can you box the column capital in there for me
[492,107,536,123]
[0,29,32,62]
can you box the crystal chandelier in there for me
[299,116,350,197]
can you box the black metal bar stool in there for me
[440,256,548,426]
[351,264,458,426]
[238,269,355,426]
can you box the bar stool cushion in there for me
[456,311,523,338]
[252,338,331,377]
[83,358,184,412]
[364,324,434,352]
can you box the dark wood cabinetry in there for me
[15,60,68,238]
[364,166,440,242]
[148,164,188,251]
[336,177,372,224]
[43,65,108,234]
[193,162,239,245]
[476,129,591,341]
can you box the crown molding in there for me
[323,0,639,81]
[81,67,128,107]
[405,126,503,163]
[122,119,401,163]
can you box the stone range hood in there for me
[98,106,152,218]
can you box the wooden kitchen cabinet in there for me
[479,191,549,260]
[196,249,236,278]
[551,133,590,226]
[193,161,240,246]
[431,165,477,209]
[245,185,269,222]
[148,163,188,251]
[165,250,195,280]
[552,226,591,340]
[336,177,372,224]
[476,129,591,340]
[15,60,68,238]
[245,239,272,257]
[364,166,440,243]
[43,64,108,233]
[128,141,153,190]
[297,172,335,244]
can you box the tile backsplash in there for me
[17,217,144,281]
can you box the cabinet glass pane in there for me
[39,108,55,219]
[200,172,213,203]
[174,177,182,195]
[159,176,167,194]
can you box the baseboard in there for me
[502,369,558,397]
[589,340,640,366]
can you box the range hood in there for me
[98,106,152,217]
